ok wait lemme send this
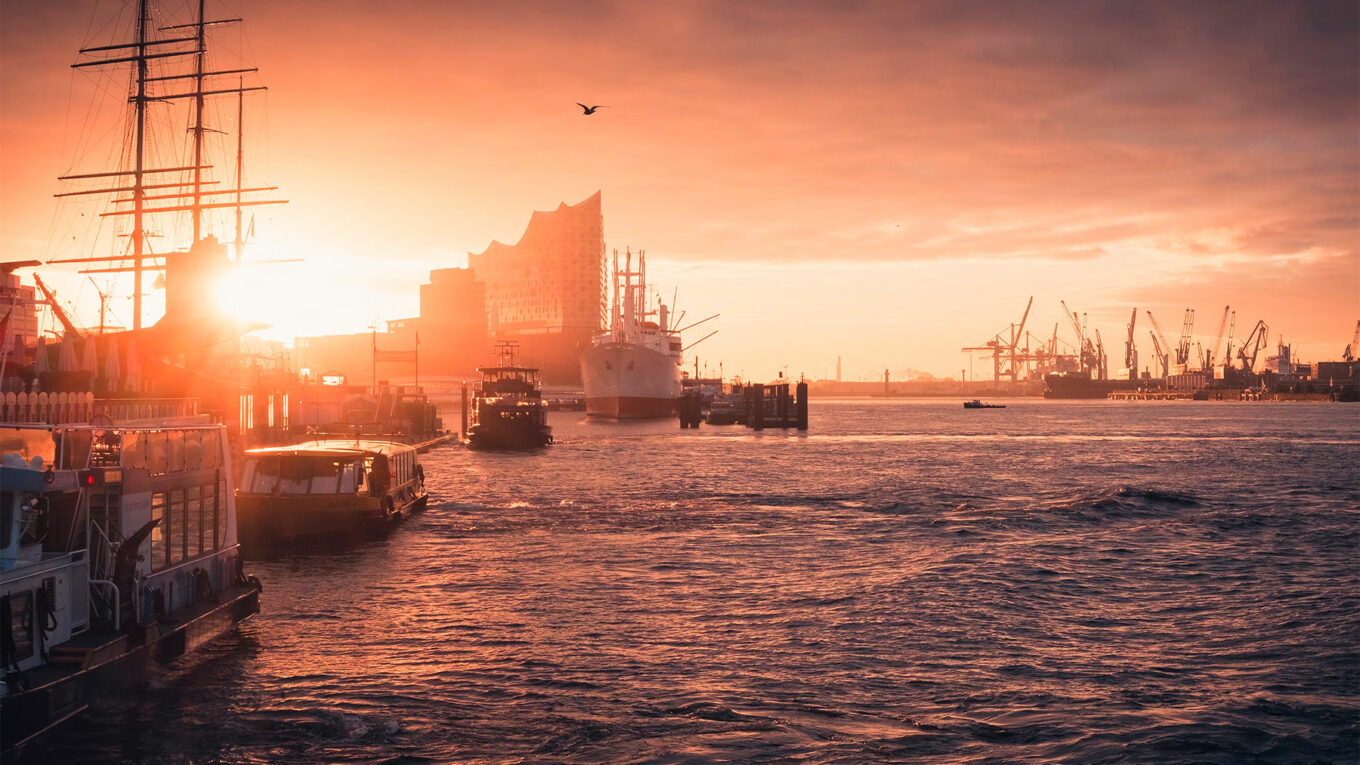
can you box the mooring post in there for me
[460,380,469,439]
[752,383,765,430]
[796,381,808,430]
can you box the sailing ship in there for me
[0,0,296,448]
[1,0,287,751]
[580,249,705,419]
[466,342,553,449]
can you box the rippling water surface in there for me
[33,400,1360,763]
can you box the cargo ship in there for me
[1042,371,1135,399]
[580,249,683,419]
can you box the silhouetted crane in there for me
[1345,320,1360,362]
[1123,307,1138,380]
[1237,320,1269,373]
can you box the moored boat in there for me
[580,248,686,419]
[234,440,427,553]
[1,420,262,755]
[466,344,552,449]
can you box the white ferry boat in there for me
[0,420,262,753]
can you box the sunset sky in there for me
[2,0,1356,380]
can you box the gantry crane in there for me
[960,296,1035,387]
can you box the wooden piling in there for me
[752,383,765,430]
[796,381,808,430]
[460,380,469,439]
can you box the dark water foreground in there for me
[29,400,1360,763]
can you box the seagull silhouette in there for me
[577,103,608,115]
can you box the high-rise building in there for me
[468,191,606,383]
[419,267,490,375]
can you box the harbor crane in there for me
[1237,320,1269,373]
[1146,309,1172,374]
[960,296,1035,387]
[31,273,84,340]
[1345,320,1360,362]
[1176,308,1195,367]
[1147,330,1169,378]
[1223,310,1236,367]
[1123,307,1138,380]
[1205,305,1229,368]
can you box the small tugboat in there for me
[466,343,553,449]
[963,399,1006,409]
[235,439,427,554]
[1,421,262,755]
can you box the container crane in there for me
[959,296,1036,387]
[1122,307,1138,380]
[1237,320,1269,373]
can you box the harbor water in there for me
[28,400,1360,763]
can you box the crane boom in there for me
[1207,305,1229,368]
[1177,308,1195,366]
[1346,320,1360,363]
[31,273,85,339]
[1148,330,1168,378]
[1238,320,1269,373]
[1146,310,1171,372]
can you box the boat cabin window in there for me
[241,455,365,495]
[0,427,56,469]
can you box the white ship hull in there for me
[580,342,681,419]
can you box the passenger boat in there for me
[235,440,427,552]
[0,420,262,754]
[963,399,1006,409]
[466,343,553,449]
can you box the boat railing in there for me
[89,579,120,632]
[87,520,121,629]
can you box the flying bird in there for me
[577,103,608,115]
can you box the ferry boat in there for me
[581,248,700,419]
[0,421,262,754]
[235,439,427,552]
[466,343,552,449]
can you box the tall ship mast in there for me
[50,0,285,331]
[579,248,683,419]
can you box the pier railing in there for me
[0,392,199,425]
